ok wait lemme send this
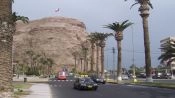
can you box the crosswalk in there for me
[49,79,75,82]
[49,79,75,88]
[49,79,112,88]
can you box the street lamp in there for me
[131,26,137,82]
[112,47,116,81]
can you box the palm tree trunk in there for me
[96,46,99,76]
[139,2,153,82]
[80,58,83,72]
[90,43,95,72]
[142,16,152,82]
[101,46,105,78]
[0,0,13,96]
[84,51,87,72]
[117,41,122,82]
[74,56,77,73]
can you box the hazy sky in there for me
[13,0,175,69]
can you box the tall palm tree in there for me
[39,57,48,75]
[90,32,112,77]
[94,32,112,78]
[88,33,98,72]
[158,41,175,66]
[80,40,89,72]
[25,50,35,72]
[96,40,100,76]
[125,0,153,82]
[158,41,175,79]
[72,51,79,73]
[11,12,29,31]
[46,58,55,77]
[0,0,13,95]
[104,20,133,82]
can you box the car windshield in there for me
[80,78,94,83]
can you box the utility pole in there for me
[131,26,137,82]
[106,52,109,80]
[112,47,115,81]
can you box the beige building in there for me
[160,37,175,79]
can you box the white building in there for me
[160,37,175,79]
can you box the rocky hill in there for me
[13,17,88,72]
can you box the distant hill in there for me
[13,16,88,72]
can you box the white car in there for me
[121,74,129,80]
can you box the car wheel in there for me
[93,87,97,91]
[73,86,76,89]
[78,86,82,90]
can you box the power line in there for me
[105,48,160,54]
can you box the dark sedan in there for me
[90,76,106,84]
[73,77,98,90]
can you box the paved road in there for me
[49,78,175,98]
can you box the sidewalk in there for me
[13,76,49,83]
[13,76,52,98]
[22,83,52,98]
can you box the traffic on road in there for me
[48,76,175,98]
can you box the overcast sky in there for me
[13,0,175,69]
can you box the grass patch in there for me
[13,83,32,98]
[132,82,175,89]
[13,83,32,89]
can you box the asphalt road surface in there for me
[49,78,175,98]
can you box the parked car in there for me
[152,73,161,79]
[73,77,98,90]
[121,74,129,80]
[90,76,106,84]
[153,73,172,79]
[137,73,146,78]
[56,71,67,80]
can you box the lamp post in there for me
[131,26,137,82]
[112,47,116,81]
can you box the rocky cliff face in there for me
[13,17,88,72]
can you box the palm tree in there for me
[89,32,112,77]
[80,40,89,72]
[11,12,29,31]
[39,57,48,76]
[46,58,55,77]
[158,41,175,79]
[125,0,153,82]
[96,40,100,76]
[93,32,112,78]
[0,0,13,95]
[158,41,175,67]
[72,51,79,73]
[104,20,133,82]
[88,33,98,72]
[25,50,35,72]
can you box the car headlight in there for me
[94,83,98,86]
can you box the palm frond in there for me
[130,2,139,9]
[121,20,129,26]
[122,22,133,30]
[126,0,153,9]
[104,20,133,33]
[148,1,153,9]
[12,12,29,24]
[158,43,175,64]
[103,24,116,31]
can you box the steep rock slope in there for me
[14,17,88,71]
